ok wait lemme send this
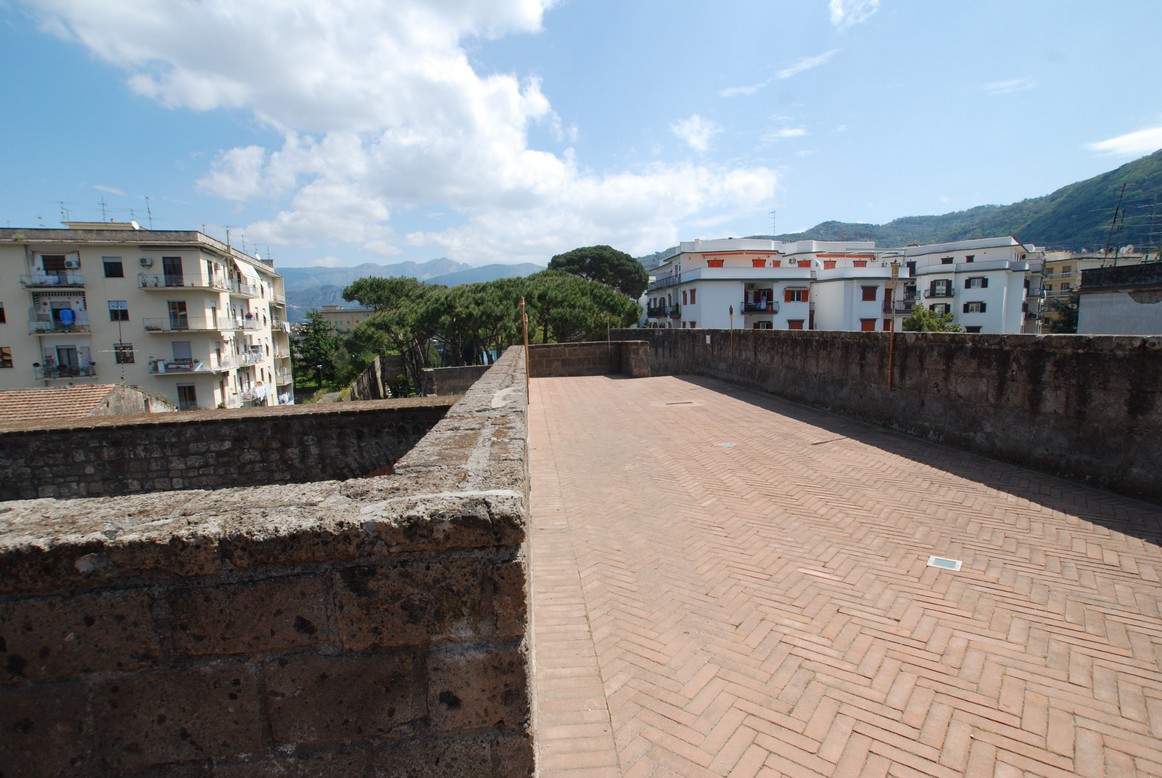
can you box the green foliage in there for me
[902,304,962,332]
[548,245,649,298]
[776,150,1162,251]
[1042,293,1080,334]
[340,269,642,389]
[291,310,342,388]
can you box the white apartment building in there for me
[0,222,293,410]
[645,238,911,331]
[901,236,1043,334]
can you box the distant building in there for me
[1077,263,1162,335]
[0,222,293,409]
[1040,250,1150,329]
[901,236,1043,334]
[643,235,1044,333]
[318,304,374,333]
[644,238,906,331]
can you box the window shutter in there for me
[802,289,810,303]
[982,278,989,288]
[784,288,794,303]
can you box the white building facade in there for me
[0,223,293,410]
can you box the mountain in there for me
[279,258,544,322]
[765,150,1162,251]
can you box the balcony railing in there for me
[143,317,233,333]
[741,301,778,314]
[882,296,919,314]
[137,274,231,291]
[28,319,91,335]
[646,275,682,292]
[230,281,261,297]
[148,359,229,375]
[21,272,84,288]
[35,364,97,380]
[275,369,293,384]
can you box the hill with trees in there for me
[764,150,1162,251]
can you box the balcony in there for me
[882,296,919,314]
[646,276,682,293]
[21,271,84,288]
[275,369,294,384]
[137,274,231,292]
[230,281,262,298]
[646,304,668,318]
[143,317,233,333]
[148,358,230,375]
[741,300,778,314]
[28,319,90,335]
[34,363,97,380]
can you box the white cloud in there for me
[776,49,839,80]
[93,184,125,196]
[771,128,808,140]
[27,0,777,264]
[829,0,880,30]
[720,80,769,98]
[982,77,1036,95]
[310,255,347,268]
[1086,126,1162,156]
[670,114,722,153]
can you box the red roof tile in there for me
[0,384,121,425]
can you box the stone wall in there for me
[0,348,533,776]
[420,365,491,397]
[612,329,1162,503]
[0,399,453,501]
[528,340,650,378]
[349,354,408,401]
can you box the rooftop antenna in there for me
[145,196,154,229]
[59,201,71,222]
[770,209,777,237]
[100,197,108,222]
[1103,183,1126,262]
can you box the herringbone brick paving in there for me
[528,375,1162,777]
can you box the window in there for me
[688,321,696,328]
[1044,283,1054,293]
[929,303,950,314]
[114,343,135,364]
[103,258,124,278]
[0,303,5,323]
[861,286,877,302]
[689,289,696,305]
[784,288,809,303]
[682,290,688,305]
[0,347,11,368]
[965,255,975,263]
[965,277,989,289]
[108,300,129,321]
[940,257,953,265]
[929,279,952,297]
[788,319,804,330]
[753,321,772,330]
[882,319,892,331]
[963,301,987,313]
[1060,283,1072,292]
[1061,267,1073,277]
[965,326,982,333]
[177,384,198,411]
[859,319,876,332]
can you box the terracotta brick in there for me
[167,576,327,656]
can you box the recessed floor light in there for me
[718,442,735,448]
[927,556,962,571]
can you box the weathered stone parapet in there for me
[0,347,533,776]
[613,329,1162,503]
[529,340,650,378]
[0,397,454,501]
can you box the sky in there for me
[1,0,1160,268]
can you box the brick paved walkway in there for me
[528,375,1162,777]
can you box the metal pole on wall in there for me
[520,296,530,399]
[887,261,898,391]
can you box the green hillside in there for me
[767,150,1162,251]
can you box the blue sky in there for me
[2,0,1160,268]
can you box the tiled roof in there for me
[0,384,120,425]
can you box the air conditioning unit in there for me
[745,283,755,289]
[140,257,154,267]
[64,258,80,269]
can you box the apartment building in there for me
[318,304,374,333]
[644,235,1042,334]
[644,238,904,331]
[902,236,1043,334]
[1077,262,1162,335]
[0,222,293,410]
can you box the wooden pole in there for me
[520,296,530,399]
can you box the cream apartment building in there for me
[0,222,293,410]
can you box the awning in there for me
[234,259,262,283]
